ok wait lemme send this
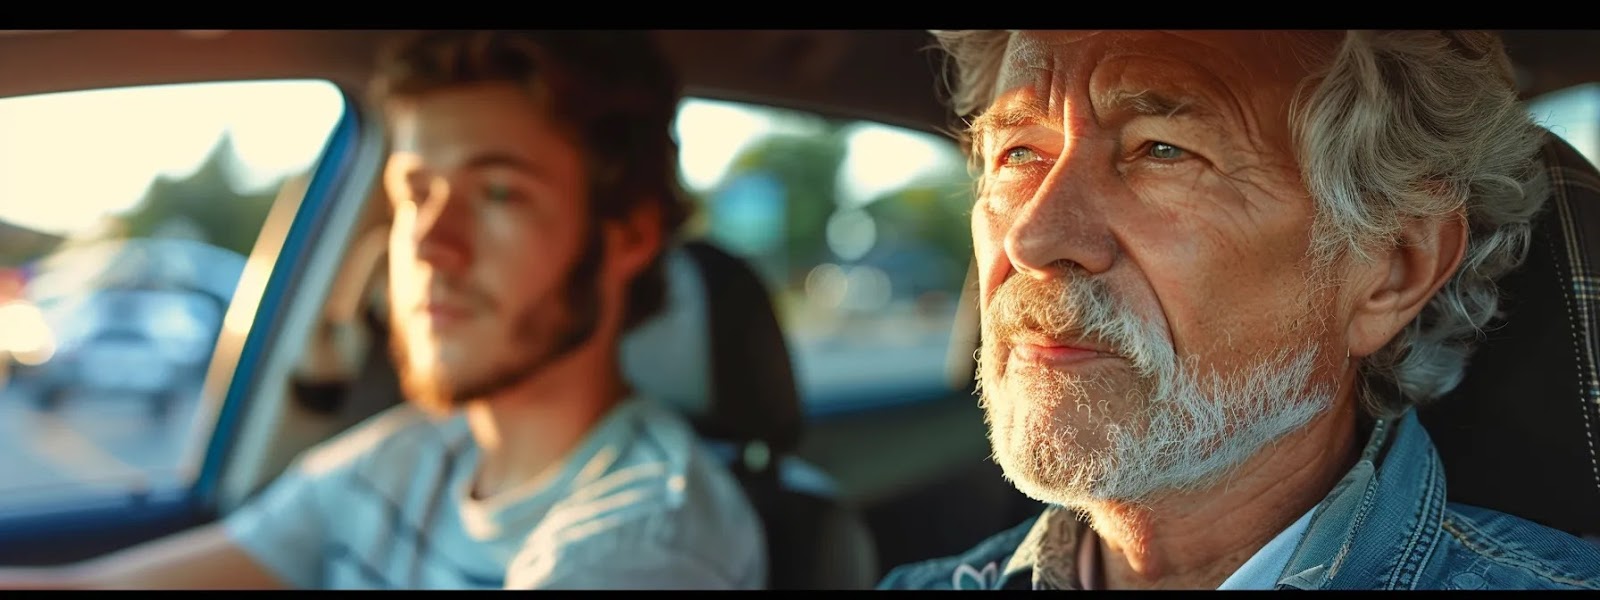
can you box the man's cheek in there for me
[971,214,1011,301]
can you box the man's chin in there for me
[994,431,1190,508]
[401,380,465,417]
[982,385,1165,507]
[986,398,1084,500]
[985,372,1131,438]
[397,362,477,416]
[992,432,1106,507]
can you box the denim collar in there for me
[1276,408,1446,590]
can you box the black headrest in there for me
[622,240,803,457]
[1419,133,1600,537]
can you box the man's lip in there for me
[1009,334,1119,365]
[420,302,473,324]
[1012,332,1115,354]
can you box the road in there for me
[0,381,203,506]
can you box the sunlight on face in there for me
[971,31,1346,507]
[382,83,601,415]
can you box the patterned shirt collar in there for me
[1002,505,1090,590]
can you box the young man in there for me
[0,30,766,590]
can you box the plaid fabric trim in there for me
[1542,135,1600,499]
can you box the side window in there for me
[674,98,974,413]
[1529,82,1600,166]
[0,80,346,512]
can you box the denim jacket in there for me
[877,409,1600,590]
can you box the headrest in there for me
[622,240,803,456]
[1419,133,1600,537]
[942,133,1600,537]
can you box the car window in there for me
[674,98,974,415]
[1530,82,1600,165]
[0,80,346,513]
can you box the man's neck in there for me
[463,341,626,501]
[1085,399,1361,590]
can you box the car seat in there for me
[621,239,880,589]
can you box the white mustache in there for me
[984,273,1175,382]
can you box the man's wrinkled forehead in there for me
[1003,30,1100,67]
[996,31,1075,86]
[992,30,1342,102]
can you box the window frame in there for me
[0,80,365,566]
[1529,82,1600,165]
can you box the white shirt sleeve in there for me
[218,404,427,589]
[503,537,745,590]
[220,457,332,590]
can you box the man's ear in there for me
[1346,211,1469,358]
[604,198,665,282]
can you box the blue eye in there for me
[484,182,515,204]
[1001,146,1040,166]
[1147,142,1186,160]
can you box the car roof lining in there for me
[2,30,1597,136]
[0,30,951,134]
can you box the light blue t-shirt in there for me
[222,397,767,589]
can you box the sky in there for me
[1529,83,1600,166]
[0,80,346,235]
[673,97,966,206]
[0,82,964,238]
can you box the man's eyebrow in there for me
[460,151,547,178]
[1101,89,1216,121]
[967,102,1052,149]
[964,89,1223,154]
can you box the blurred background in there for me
[1,74,1594,515]
[0,81,344,504]
[0,82,979,507]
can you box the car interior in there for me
[0,29,1596,588]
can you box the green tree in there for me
[707,116,976,296]
[0,221,63,268]
[716,123,850,288]
[863,173,976,277]
[115,133,281,257]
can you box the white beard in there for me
[978,273,1335,509]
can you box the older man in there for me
[880,30,1600,590]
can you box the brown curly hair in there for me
[369,29,692,331]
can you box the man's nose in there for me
[1000,138,1117,281]
[411,177,473,275]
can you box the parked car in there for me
[5,237,243,417]
[9,288,224,417]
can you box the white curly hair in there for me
[931,30,1551,418]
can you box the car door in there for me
[0,31,379,565]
